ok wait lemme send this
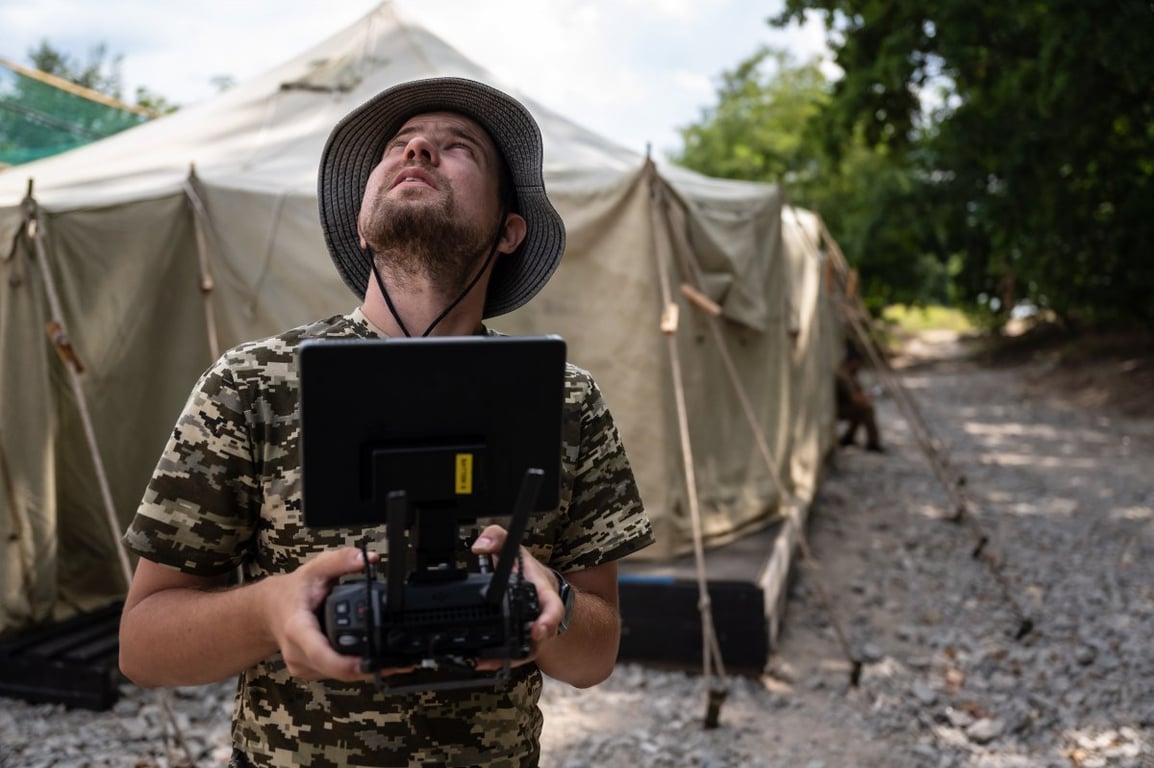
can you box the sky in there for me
[0,0,832,158]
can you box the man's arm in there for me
[534,561,621,687]
[119,548,401,687]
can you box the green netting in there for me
[0,64,150,166]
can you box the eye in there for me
[447,141,475,154]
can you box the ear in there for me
[499,212,527,255]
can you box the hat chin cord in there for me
[369,206,507,337]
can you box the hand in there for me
[263,547,413,682]
[470,523,566,671]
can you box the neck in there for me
[362,267,487,337]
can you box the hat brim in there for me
[318,77,566,318]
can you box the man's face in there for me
[357,112,507,292]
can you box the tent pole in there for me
[21,194,133,590]
[184,167,222,362]
[646,162,729,727]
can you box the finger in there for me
[530,581,563,642]
[368,665,418,678]
[295,548,375,612]
[532,614,558,642]
[296,627,417,682]
[474,655,535,672]
[282,611,364,681]
[471,524,508,554]
[306,546,376,580]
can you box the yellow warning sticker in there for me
[455,453,473,495]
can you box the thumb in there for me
[305,546,376,580]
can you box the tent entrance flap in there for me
[21,195,132,591]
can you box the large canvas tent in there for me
[0,1,840,634]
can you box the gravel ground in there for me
[2,340,1152,767]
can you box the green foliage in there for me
[675,48,828,185]
[28,40,125,100]
[0,41,180,165]
[27,40,179,115]
[773,0,1154,331]
[133,86,179,116]
[670,47,954,312]
[0,58,148,165]
[883,304,975,334]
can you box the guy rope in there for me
[798,208,1033,641]
[646,160,731,726]
[654,182,864,689]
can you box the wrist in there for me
[550,568,575,636]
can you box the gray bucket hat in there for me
[317,77,566,318]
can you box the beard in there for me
[358,179,494,298]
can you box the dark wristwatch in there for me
[551,568,575,636]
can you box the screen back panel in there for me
[299,335,566,528]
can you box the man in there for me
[119,77,654,767]
[835,343,884,452]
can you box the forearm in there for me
[122,548,379,688]
[534,588,621,688]
[119,576,280,687]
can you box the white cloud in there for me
[620,0,697,21]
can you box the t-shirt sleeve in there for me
[551,369,654,571]
[122,356,260,577]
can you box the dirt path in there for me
[539,334,1154,767]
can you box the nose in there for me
[403,134,437,165]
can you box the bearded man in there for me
[118,78,654,768]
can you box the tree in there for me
[28,40,125,100]
[671,47,954,311]
[1,42,158,165]
[26,40,179,115]
[774,0,1154,330]
[133,86,179,116]
[675,48,827,186]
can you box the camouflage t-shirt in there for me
[123,308,654,768]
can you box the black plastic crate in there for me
[618,577,769,670]
[0,601,124,710]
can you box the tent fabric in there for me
[0,1,840,632]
